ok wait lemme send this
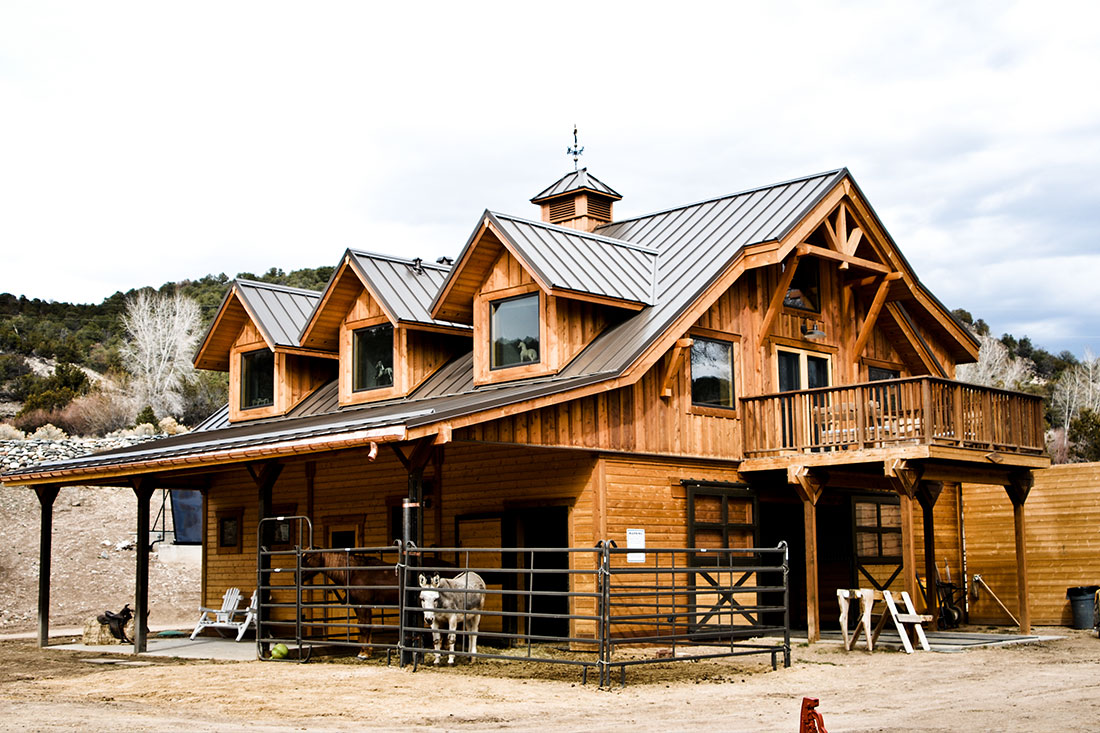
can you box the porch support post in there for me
[916,481,943,621]
[35,485,60,647]
[132,478,156,653]
[395,437,435,666]
[1006,471,1033,634]
[789,466,824,643]
[886,459,921,604]
[248,461,284,652]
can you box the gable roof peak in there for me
[530,167,623,203]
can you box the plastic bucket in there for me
[1066,585,1099,629]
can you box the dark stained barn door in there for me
[685,484,759,633]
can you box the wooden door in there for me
[686,485,759,633]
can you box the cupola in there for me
[530,168,622,232]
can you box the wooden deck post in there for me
[35,485,60,648]
[916,481,943,621]
[394,438,436,665]
[1006,472,1033,635]
[886,459,921,605]
[789,466,824,643]
[248,461,284,654]
[132,479,156,653]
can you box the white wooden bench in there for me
[191,588,258,642]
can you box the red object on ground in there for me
[799,697,828,733]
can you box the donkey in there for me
[418,571,486,665]
[299,551,399,658]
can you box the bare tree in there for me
[120,290,202,418]
[1051,352,1100,428]
[956,332,1034,390]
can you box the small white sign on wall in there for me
[626,528,645,563]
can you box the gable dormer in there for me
[299,250,471,407]
[530,168,622,232]
[193,280,336,422]
[431,210,655,386]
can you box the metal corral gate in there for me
[257,518,789,686]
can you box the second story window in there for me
[490,293,539,369]
[783,259,820,312]
[691,337,735,409]
[353,324,395,391]
[241,348,274,409]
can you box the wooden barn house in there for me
[5,167,1050,649]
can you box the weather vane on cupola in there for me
[567,124,584,171]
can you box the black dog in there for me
[96,604,134,643]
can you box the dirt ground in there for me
[0,630,1097,732]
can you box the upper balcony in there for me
[740,377,1047,470]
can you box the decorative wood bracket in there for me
[789,465,825,506]
[852,272,904,363]
[757,253,802,350]
[391,436,436,474]
[660,338,694,399]
[245,461,283,491]
[1005,470,1034,506]
[885,459,922,499]
[915,480,944,511]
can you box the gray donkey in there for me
[418,571,486,665]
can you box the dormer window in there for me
[353,323,395,391]
[241,349,274,409]
[490,293,540,369]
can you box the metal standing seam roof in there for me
[488,212,657,305]
[530,168,622,202]
[561,169,846,375]
[234,280,324,347]
[3,169,856,484]
[346,251,469,330]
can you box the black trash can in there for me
[1066,586,1099,629]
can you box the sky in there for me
[2,1,1099,357]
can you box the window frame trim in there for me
[687,327,741,419]
[351,322,396,393]
[239,347,275,411]
[775,344,833,392]
[488,291,543,371]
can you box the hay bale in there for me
[81,615,136,645]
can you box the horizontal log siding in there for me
[203,445,599,632]
[964,463,1100,626]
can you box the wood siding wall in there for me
[202,444,599,609]
[964,464,1100,626]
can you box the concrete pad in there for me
[51,635,261,662]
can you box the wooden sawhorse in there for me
[837,588,932,654]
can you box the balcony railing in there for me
[740,377,1046,458]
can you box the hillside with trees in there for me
[0,265,332,435]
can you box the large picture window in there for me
[691,337,735,409]
[352,323,395,391]
[783,259,820,312]
[490,293,539,369]
[241,348,274,409]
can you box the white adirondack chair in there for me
[190,588,258,642]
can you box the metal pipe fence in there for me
[256,523,788,686]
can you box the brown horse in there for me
[299,551,400,658]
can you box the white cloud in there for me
[1,0,1099,355]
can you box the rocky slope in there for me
[0,438,200,632]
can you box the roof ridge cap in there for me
[489,211,658,254]
[597,168,847,229]
[347,248,452,271]
[234,278,323,297]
